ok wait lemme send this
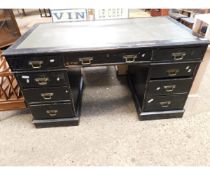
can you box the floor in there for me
[1,9,210,166]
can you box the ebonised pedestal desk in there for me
[4,17,210,128]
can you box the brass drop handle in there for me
[163,85,176,92]
[29,60,43,69]
[123,54,137,63]
[79,57,93,65]
[167,69,179,76]
[35,77,49,85]
[46,110,58,117]
[160,101,171,108]
[41,93,54,100]
[172,52,186,61]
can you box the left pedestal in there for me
[5,54,83,128]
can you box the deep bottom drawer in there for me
[143,94,188,112]
[30,102,75,120]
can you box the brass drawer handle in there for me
[41,93,54,100]
[29,61,43,69]
[160,101,171,108]
[172,52,186,61]
[167,69,180,76]
[123,54,137,63]
[35,77,49,85]
[46,110,58,117]
[64,61,79,67]
[163,85,176,92]
[79,57,93,65]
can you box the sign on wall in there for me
[94,9,129,20]
[51,9,87,22]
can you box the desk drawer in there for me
[109,49,151,63]
[143,94,187,112]
[64,49,151,66]
[153,45,207,62]
[7,55,64,71]
[147,78,193,95]
[149,62,198,79]
[16,71,69,88]
[23,86,71,104]
[30,102,75,120]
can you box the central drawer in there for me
[23,86,72,104]
[30,102,75,120]
[64,49,152,66]
[143,94,188,112]
[16,70,69,88]
[147,78,193,95]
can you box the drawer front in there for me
[153,45,207,62]
[7,55,64,71]
[143,94,188,112]
[30,103,75,120]
[23,86,72,104]
[149,62,198,79]
[16,71,69,88]
[64,49,151,66]
[109,49,152,64]
[147,78,193,95]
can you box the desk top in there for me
[4,17,209,56]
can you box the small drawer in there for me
[64,53,107,66]
[147,78,193,95]
[30,102,75,120]
[6,55,64,71]
[16,71,69,88]
[153,45,207,62]
[23,86,72,104]
[149,62,198,79]
[143,94,188,112]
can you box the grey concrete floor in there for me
[1,65,210,166]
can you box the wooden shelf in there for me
[0,31,19,48]
[0,9,21,49]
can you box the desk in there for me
[3,17,209,128]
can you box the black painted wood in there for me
[30,102,75,120]
[3,17,210,126]
[33,117,80,128]
[15,70,69,89]
[64,48,152,66]
[143,94,188,112]
[147,78,193,95]
[152,45,208,62]
[139,110,184,120]
[7,55,64,71]
[23,86,72,104]
[149,62,199,79]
